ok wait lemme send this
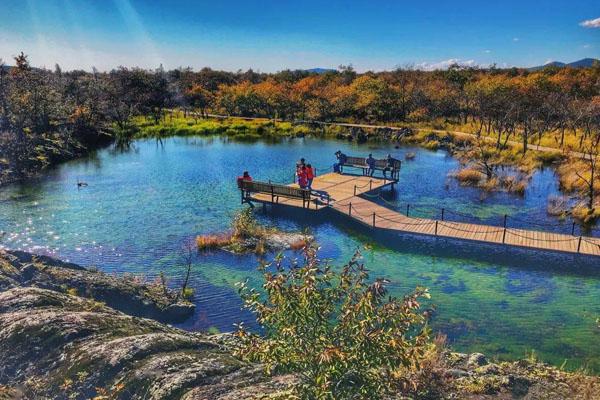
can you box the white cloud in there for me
[513,37,520,42]
[484,49,491,53]
[416,58,477,71]
[580,17,600,28]
[583,44,592,49]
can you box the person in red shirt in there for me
[237,171,252,188]
[297,165,308,189]
[306,164,314,190]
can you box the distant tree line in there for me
[1,52,599,184]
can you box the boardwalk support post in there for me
[349,203,352,216]
[354,185,357,196]
[406,204,410,217]
[502,228,507,244]
[577,236,582,253]
[369,180,372,190]
[441,208,445,221]
[503,214,507,228]
[435,220,438,236]
[372,212,376,228]
[571,222,576,236]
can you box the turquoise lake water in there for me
[0,136,599,371]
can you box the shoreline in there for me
[0,249,598,398]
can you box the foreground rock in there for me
[0,287,597,399]
[0,287,293,399]
[0,250,194,322]
[442,352,600,399]
[1,251,598,399]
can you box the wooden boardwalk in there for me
[247,172,600,257]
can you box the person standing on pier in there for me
[297,165,309,189]
[295,158,306,182]
[366,154,376,177]
[306,164,314,190]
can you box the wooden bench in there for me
[341,156,401,180]
[240,180,313,208]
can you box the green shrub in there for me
[232,208,260,239]
[181,287,194,300]
[235,244,432,399]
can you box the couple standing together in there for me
[295,158,314,190]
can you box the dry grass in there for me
[455,168,484,185]
[500,175,528,196]
[572,205,600,225]
[536,150,566,165]
[289,238,309,251]
[423,139,440,151]
[557,158,600,194]
[254,238,267,255]
[196,233,233,250]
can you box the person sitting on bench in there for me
[382,154,394,179]
[237,171,252,187]
[366,153,376,177]
[333,150,347,173]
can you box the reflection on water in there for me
[0,136,599,371]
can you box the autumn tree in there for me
[575,98,600,210]
[184,83,213,117]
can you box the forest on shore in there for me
[1,53,599,220]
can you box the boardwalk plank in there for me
[245,172,598,257]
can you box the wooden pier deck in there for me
[246,172,600,257]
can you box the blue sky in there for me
[1,0,599,72]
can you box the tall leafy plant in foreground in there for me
[235,243,433,399]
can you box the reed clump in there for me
[196,208,310,254]
[455,168,484,185]
[196,233,233,250]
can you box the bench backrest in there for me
[241,180,310,198]
[373,158,401,169]
[344,155,401,170]
[345,156,367,166]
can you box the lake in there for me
[1,135,599,371]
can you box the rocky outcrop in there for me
[0,287,293,399]
[442,352,600,399]
[0,250,194,322]
[1,251,597,399]
[226,231,311,254]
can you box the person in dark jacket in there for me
[333,150,347,173]
[366,153,376,176]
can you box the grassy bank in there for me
[402,118,592,153]
[134,114,312,140]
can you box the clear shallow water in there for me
[1,136,599,371]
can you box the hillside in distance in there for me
[529,58,599,71]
